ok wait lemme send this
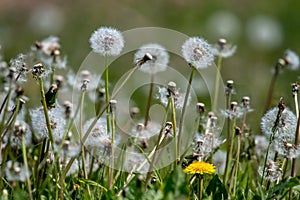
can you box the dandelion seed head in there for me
[9,54,29,82]
[193,133,223,161]
[182,37,214,69]
[89,27,124,56]
[212,150,226,174]
[156,85,190,109]
[124,152,150,174]
[30,103,66,141]
[134,43,169,74]
[212,38,237,58]
[261,107,297,141]
[3,120,32,148]
[275,140,300,159]
[255,135,268,157]
[258,160,282,182]
[284,49,299,70]
[5,160,31,182]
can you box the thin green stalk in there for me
[178,66,195,162]
[50,66,55,85]
[0,79,13,133]
[144,75,154,127]
[224,117,236,189]
[212,55,223,112]
[199,175,203,200]
[232,133,241,196]
[170,95,178,168]
[289,94,300,199]
[22,135,33,200]
[264,64,280,113]
[79,91,91,196]
[109,107,116,191]
[143,99,171,190]
[38,77,54,145]
[104,56,111,134]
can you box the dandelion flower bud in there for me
[182,37,214,69]
[89,27,124,56]
[167,81,177,96]
[32,63,45,79]
[196,102,205,114]
[130,107,140,119]
[109,99,117,113]
[134,43,169,74]
[81,79,90,91]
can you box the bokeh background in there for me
[1,0,300,133]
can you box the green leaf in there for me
[206,174,228,200]
[267,177,300,200]
[78,178,108,192]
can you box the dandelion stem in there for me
[22,134,33,200]
[38,77,55,145]
[178,65,195,162]
[264,63,280,113]
[109,107,116,190]
[144,75,154,127]
[223,97,232,184]
[0,79,13,133]
[170,95,178,168]
[224,116,236,189]
[212,55,223,112]
[199,175,203,200]
[144,99,171,190]
[104,56,111,135]
[79,91,91,196]
[289,94,300,199]
[261,100,284,185]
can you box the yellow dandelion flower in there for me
[183,161,216,175]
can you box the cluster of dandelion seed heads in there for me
[89,27,124,56]
[134,43,169,74]
[182,37,214,69]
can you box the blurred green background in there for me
[1,0,300,133]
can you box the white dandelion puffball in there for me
[134,43,169,74]
[261,107,297,142]
[89,27,124,56]
[182,37,214,69]
[284,49,300,70]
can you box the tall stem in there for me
[198,175,203,200]
[170,96,178,168]
[104,57,111,136]
[289,93,300,199]
[178,66,195,162]
[109,106,116,190]
[39,77,54,145]
[144,75,154,127]
[264,66,279,113]
[212,56,223,112]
